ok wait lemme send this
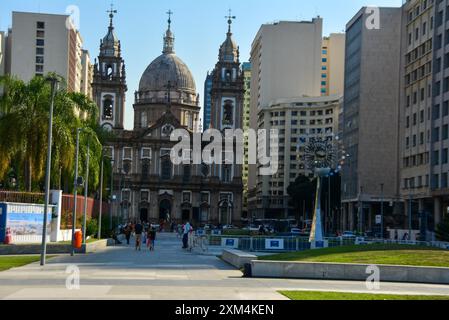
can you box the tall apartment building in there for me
[321,33,346,96]
[242,62,251,216]
[252,96,341,219]
[0,31,5,77]
[80,49,93,98]
[400,0,435,235]
[341,7,402,233]
[203,72,213,131]
[7,12,87,92]
[248,18,323,197]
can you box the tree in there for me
[0,74,106,193]
[436,216,449,242]
[287,174,316,222]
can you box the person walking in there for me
[182,221,191,249]
[148,227,156,251]
[188,224,195,252]
[134,221,144,251]
[124,223,132,245]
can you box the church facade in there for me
[92,11,244,226]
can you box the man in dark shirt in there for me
[134,221,144,251]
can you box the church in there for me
[91,9,244,226]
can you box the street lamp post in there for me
[109,159,115,232]
[380,183,384,239]
[40,75,59,266]
[98,149,104,240]
[82,139,90,244]
[71,128,84,256]
[409,191,413,241]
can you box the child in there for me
[148,227,156,251]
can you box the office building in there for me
[321,33,346,96]
[341,7,402,233]
[8,12,86,92]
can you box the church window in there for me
[221,164,232,183]
[183,165,191,182]
[161,155,172,180]
[140,190,149,202]
[123,147,132,161]
[141,148,152,159]
[103,95,114,120]
[141,112,148,128]
[106,64,114,80]
[141,161,150,177]
[222,99,234,127]
[201,163,210,177]
[182,191,192,203]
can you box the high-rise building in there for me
[7,12,85,92]
[252,95,341,219]
[248,18,323,195]
[341,7,402,233]
[321,33,346,96]
[242,62,251,216]
[402,0,447,234]
[80,49,93,99]
[0,31,5,77]
[203,72,212,131]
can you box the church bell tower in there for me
[210,11,244,131]
[92,5,127,131]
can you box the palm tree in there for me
[0,74,106,193]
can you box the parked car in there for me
[341,231,356,238]
[222,224,238,230]
[243,225,260,232]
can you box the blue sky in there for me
[0,0,401,129]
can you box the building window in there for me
[36,39,44,46]
[201,192,210,204]
[36,21,45,29]
[102,95,114,120]
[221,165,232,183]
[183,165,191,182]
[35,65,43,73]
[182,191,192,203]
[123,148,132,161]
[36,47,44,55]
[141,148,152,160]
[36,56,44,64]
[161,155,172,180]
[141,190,150,202]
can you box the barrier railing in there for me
[206,235,449,253]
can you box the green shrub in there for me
[86,218,98,238]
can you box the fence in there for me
[0,191,110,229]
[206,235,449,253]
[0,190,44,204]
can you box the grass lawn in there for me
[280,291,449,300]
[0,256,51,272]
[58,238,101,245]
[259,244,449,267]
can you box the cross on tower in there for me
[167,10,173,28]
[226,9,236,32]
[107,3,117,26]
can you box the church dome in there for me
[139,53,196,94]
[138,15,196,95]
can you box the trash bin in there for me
[74,231,83,249]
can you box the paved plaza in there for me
[0,233,449,300]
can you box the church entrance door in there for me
[159,199,171,221]
[140,208,148,223]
